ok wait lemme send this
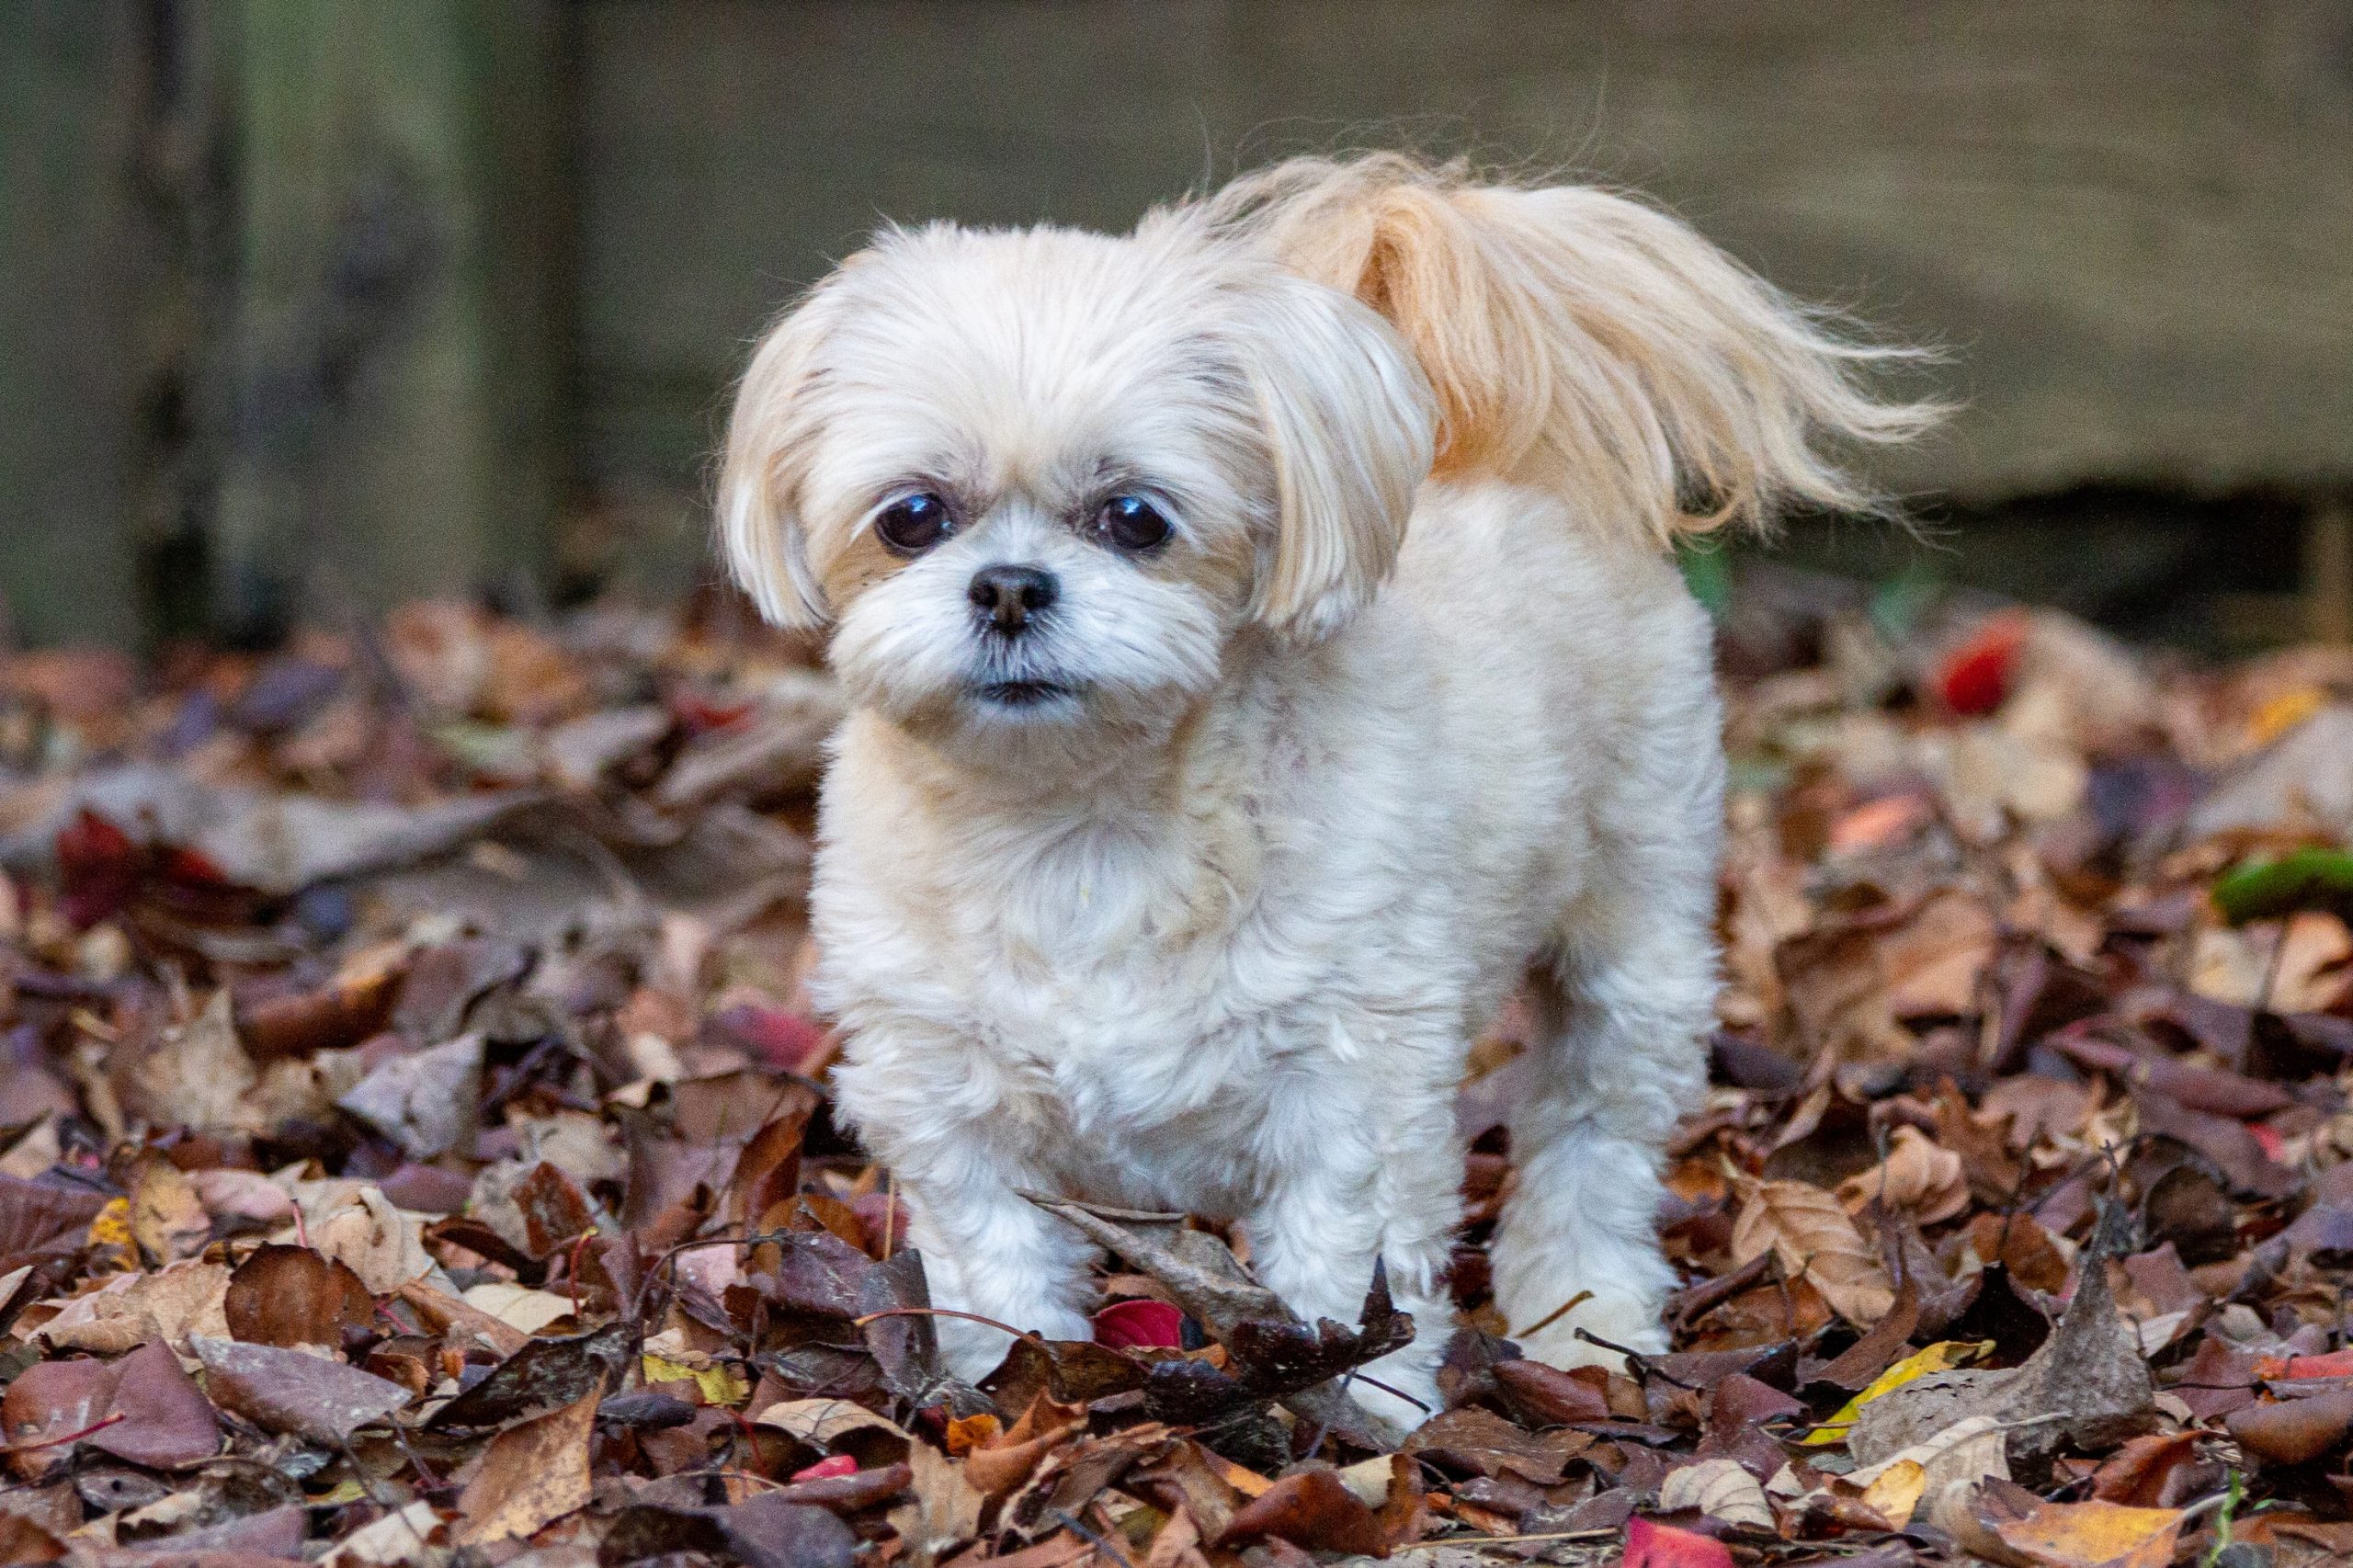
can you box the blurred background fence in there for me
[4,0,2349,651]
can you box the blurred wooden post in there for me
[210,0,566,642]
[2307,500,2353,646]
[0,5,147,647]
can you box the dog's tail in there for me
[1193,154,1939,547]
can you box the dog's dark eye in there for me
[1094,494,1171,553]
[875,493,952,554]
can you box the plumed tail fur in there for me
[1191,154,1939,546]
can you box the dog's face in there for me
[719,218,1436,764]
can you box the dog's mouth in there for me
[971,679,1079,708]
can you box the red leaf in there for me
[1935,611,2029,716]
[791,1453,860,1482]
[1093,1299,1185,1350]
[53,808,138,926]
[1623,1517,1734,1568]
[669,690,755,734]
[53,808,134,872]
[156,845,229,888]
[710,1004,831,1075]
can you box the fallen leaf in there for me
[1992,1497,2182,1568]
[1024,1195,1408,1449]
[293,1182,437,1294]
[460,1281,574,1335]
[2088,1430,2203,1506]
[190,1334,412,1442]
[317,1499,443,1567]
[1849,1241,2155,1469]
[887,1437,986,1568]
[1621,1516,1734,1568]
[642,1350,749,1407]
[1215,1467,1388,1557]
[1805,1340,1991,1445]
[35,1259,229,1355]
[1403,1405,1588,1484]
[1095,1298,1186,1349]
[223,1244,373,1349]
[1859,1458,1926,1527]
[1847,1414,2008,1528]
[426,1323,635,1431]
[1658,1458,1772,1530]
[1836,1126,1971,1224]
[1729,1176,1896,1324]
[8,762,542,894]
[335,1033,483,1159]
[2227,1386,2353,1466]
[1,1338,219,1475]
[453,1384,601,1545]
[113,992,261,1137]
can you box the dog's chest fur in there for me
[813,684,1509,1217]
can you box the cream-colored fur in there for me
[718,155,1931,1423]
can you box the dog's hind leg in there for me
[1489,741,1722,1369]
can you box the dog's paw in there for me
[1344,1340,1445,1432]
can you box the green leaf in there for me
[2211,847,2353,926]
[1677,542,1733,619]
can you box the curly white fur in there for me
[718,155,1931,1423]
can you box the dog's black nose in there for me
[968,564,1057,635]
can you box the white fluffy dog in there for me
[718,154,1927,1421]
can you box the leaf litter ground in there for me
[3,579,2353,1565]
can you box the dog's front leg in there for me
[893,1151,1100,1385]
[1242,1067,1461,1428]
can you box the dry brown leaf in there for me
[1658,1458,1772,1530]
[1847,1414,2008,1528]
[1992,1497,2183,1568]
[1879,892,1998,1017]
[224,1244,374,1349]
[1836,1125,1970,1224]
[34,1259,229,1355]
[886,1437,985,1568]
[1729,1176,1896,1324]
[113,992,262,1137]
[1214,1467,1389,1557]
[128,1157,212,1264]
[291,1182,436,1295]
[452,1385,601,1545]
[191,1334,414,1443]
[1849,1252,2155,1468]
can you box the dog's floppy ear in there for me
[1236,275,1437,642]
[716,282,847,631]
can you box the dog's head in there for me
[718,216,1435,762]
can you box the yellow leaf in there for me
[86,1197,132,1253]
[1859,1459,1925,1526]
[1802,1340,1992,1445]
[642,1352,749,1408]
[2250,686,2325,746]
[944,1412,1002,1456]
